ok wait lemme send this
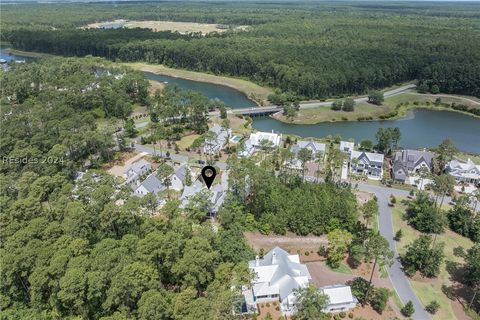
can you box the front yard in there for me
[391,202,474,320]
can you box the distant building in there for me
[392,149,434,182]
[319,285,358,313]
[350,151,384,180]
[339,141,355,154]
[204,124,231,155]
[239,131,282,157]
[243,247,311,316]
[447,158,480,185]
[124,159,151,184]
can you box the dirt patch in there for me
[350,303,402,320]
[244,231,327,253]
[107,152,147,177]
[148,79,165,95]
[355,190,373,205]
[256,301,284,320]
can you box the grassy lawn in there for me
[391,202,474,320]
[327,261,354,275]
[276,91,480,124]
[177,134,200,151]
[123,62,273,105]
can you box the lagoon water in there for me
[252,109,480,153]
[0,45,32,62]
[144,72,257,109]
[2,46,479,153]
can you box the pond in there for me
[252,109,480,153]
[144,71,257,109]
[0,45,32,63]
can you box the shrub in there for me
[339,311,347,318]
[401,301,415,317]
[266,302,270,307]
[304,251,310,256]
[348,313,354,318]
[370,288,390,313]
[318,245,327,257]
[425,300,440,314]
[394,229,403,241]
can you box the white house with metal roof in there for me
[239,131,282,157]
[244,247,311,316]
[447,158,480,185]
[132,173,165,197]
[319,284,358,313]
[350,150,384,180]
[289,140,326,168]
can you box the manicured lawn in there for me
[391,202,474,320]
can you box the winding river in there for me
[2,46,479,153]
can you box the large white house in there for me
[203,124,232,155]
[239,131,282,157]
[244,247,311,316]
[447,158,480,185]
[319,285,358,313]
[350,151,384,180]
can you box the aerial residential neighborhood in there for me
[2,1,479,320]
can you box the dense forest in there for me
[2,1,480,98]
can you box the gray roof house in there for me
[204,124,231,155]
[179,180,226,216]
[132,173,165,197]
[124,159,151,184]
[350,151,384,180]
[392,149,434,182]
[289,140,326,168]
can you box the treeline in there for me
[5,3,480,98]
[224,158,358,235]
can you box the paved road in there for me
[226,83,416,115]
[358,183,431,320]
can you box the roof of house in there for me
[340,141,355,152]
[393,149,434,173]
[448,158,480,172]
[249,131,282,147]
[320,284,357,305]
[249,247,311,300]
[179,180,226,212]
[291,140,326,154]
[125,158,150,175]
[351,150,384,163]
[204,124,230,152]
[135,173,165,195]
[174,165,188,184]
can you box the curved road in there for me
[358,183,431,320]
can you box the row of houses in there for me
[123,157,227,214]
[243,247,358,316]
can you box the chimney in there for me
[255,255,260,267]
[271,251,277,265]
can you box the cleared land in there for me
[391,202,474,320]
[124,62,273,105]
[274,91,480,124]
[85,19,248,35]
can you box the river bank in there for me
[273,91,480,124]
[123,62,273,106]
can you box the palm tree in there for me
[298,148,313,181]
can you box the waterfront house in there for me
[288,140,326,168]
[446,158,480,186]
[339,141,355,154]
[239,131,282,157]
[319,285,358,313]
[392,149,434,182]
[204,124,231,155]
[244,247,311,316]
[350,151,384,180]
